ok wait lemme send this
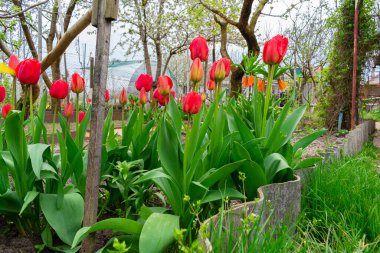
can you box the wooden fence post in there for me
[81,0,118,252]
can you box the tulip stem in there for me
[21,87,27,121]
[121,105,125,130]
[65,117,70,141]
[29,85,34,141]
[261,65,275,137]
[51,102,58,154]
[12,77,16,109]
[75,93,79,145]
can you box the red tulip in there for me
[49,80,68,99]
[105,89,110,103]
[214,60,226,82]
[157,75,173,96]
[257,80,265,92]
[71,73,85,94]
[278,80,287,91]
[15,59,41,85]
[153,88,175,106]
[8,54,19,70]
[209,59,230,82]
[0,86,5,103]
[220,58,231,77]
[209,61,217,81]
[2,104,12,119]
[135,74,153,92]
[207,80,216,91]
[119,88,128,106]
[78,111,86,123]
[189,36,209,62]
[64,103,73,118]
[139,87,149,105]
[262,35,288,65]
[183,91,202,115]
[190,58,204,83]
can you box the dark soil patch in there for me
[0,215,38,253]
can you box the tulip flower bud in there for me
[78,111,86,123]
[0,86,5,103]
[190,58,204,83]
[214,60,226,82]
[139,87,149,105]
[153,88,175,106]
[2,104,12,119]
[8,54,19,71]
[183,91,202,115]
[189,36,209,62]
[207,80,216,91]
[71,73,85,94]
[262,35,288,65]
[105,89,110,103]
[157,75,173,96]
[50,80,69,99]
[119,88,128,106]
[15,59,41,85]
[278,80,287,91]
[201,93,207,102]
[220,58,231,77]
[135,74,153,92]
[64,103,73,118]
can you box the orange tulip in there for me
[207,80,216,91]
[139,87,149,105]
[71,73,85,94]
[157,75,173,96]
[119,88,128,106]
[190,58,203,83]
[64,103,73,118]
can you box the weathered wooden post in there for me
[81,0,118,252]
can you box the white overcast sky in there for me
[58,0,333,72]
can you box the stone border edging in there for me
[199,120,376,252]
[323,120,376,160]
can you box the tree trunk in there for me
[134,0,152,76]
[155,40,162,81]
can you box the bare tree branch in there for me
[0,0,49,19]
[41,9,92,73]
[63,0,77,32]
[249,0,268,30]
[214,15,231,60]
[198,0,239,27]
[0,40,12,57]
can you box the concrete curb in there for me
[199,120,376,252]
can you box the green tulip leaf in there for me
[40,193,84,245]
[139,213,179,253]
[28,143,51,179]
[72,218,143,248]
